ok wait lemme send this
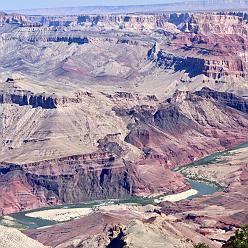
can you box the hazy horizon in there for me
[1,0,188,11]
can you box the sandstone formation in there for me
[195,87,248,113]
[1,11,248,97]
[122,89,248,168]
[0,12,29,26]
[23,143,248,248]
[148,12,248,81]
[0,79,89,108]
[0,85,248,215]
[0,10,248,216]
[0,155,132,215]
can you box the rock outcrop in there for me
[76,14,173,32]
[2,11,248,81]
[149,47,248,79]
[1,9,248,218]
[0,149,189,215]
[147,12,248,80]
[122,88,248,168]
[0,12,29,26]
[0,79,89,109]
[2,11,248,91]
[0,153,133,215]
[182,14,248,36]
[24,208,219,248]
[195,87,248,114]
[0,90,58,109]
[22,141,248,248]
[148,49,206,77]
[47,36,89,45]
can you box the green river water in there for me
[1,142,248,230]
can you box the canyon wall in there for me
[182,14,248,36]
[0,79,91,108]
[0,153,134,215]
[77,14,171,31]
[1,10,248,216]
[147,12,248,80]
[195,87,248,113]
[2,11,248,80]
[1,88,248,215]
[0,90,58,109]
[0,12,29,26]
[0,89,87,109]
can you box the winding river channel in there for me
[1,142,248,230]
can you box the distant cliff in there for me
[148,12,248,80]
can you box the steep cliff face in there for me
[0,149,189,215]
[0,153,134,215]
[0,79,90,109]
[148,12,248,80]
[168,13,191,26]
[47,36,89,45]
[0,13,29,26]
[0,90,58,109]
[4,13,177,33]
[1,26,91,44]
[152,50,248,80]
[3,11,248,83]
[0,26,152,85]
[27,15,78,27]
[1,87,248,215]
[1,10,248,217]
[123,89,248,168]
[0,163,56,215]
[77,14,173,32]
[203,58,247,79]
[148,49,206,77]
[0,83,190,215]
[2,11,248,81]
[182,14,248,36]
[195,87,248,113]
[0,89,86,109]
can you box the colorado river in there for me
[1,142,247,230]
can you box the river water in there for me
[1,142,248,230]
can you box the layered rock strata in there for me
[118,89,248,168]
[148,12,248,80]
[1,87,247,215]
[195,87,248,113]
[0,150,189,215]
[0,80,90,108]
[0,153,132,215]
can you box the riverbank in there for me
[0,176,218,230]
[154,189,198,203]
[175,143,248,192]
[0,178,220,230]
[4,141,246,230]
[22,189,200,223]
[26,208,93,222]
